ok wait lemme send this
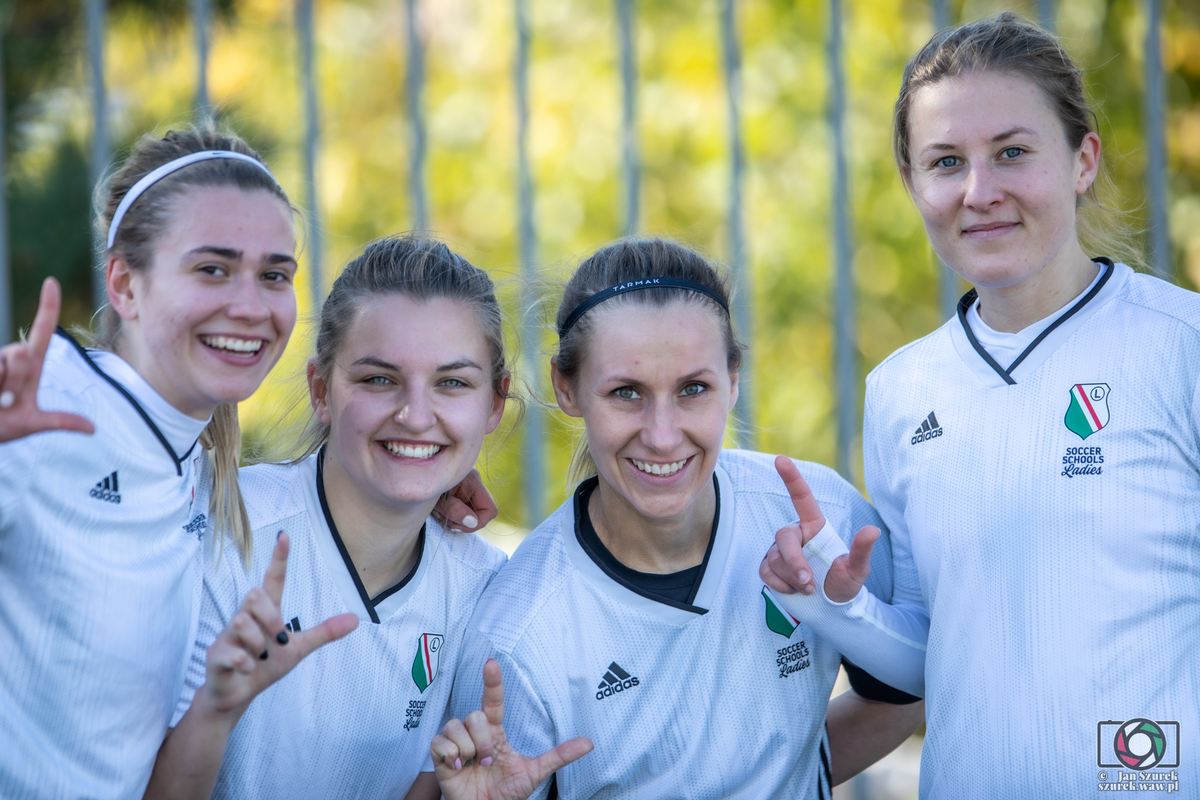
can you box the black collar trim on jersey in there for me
[955,258,1114,386]
[57,328,196,475]
[572,475,718,615]
[316,446,423,624]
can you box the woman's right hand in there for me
[196,532,359,718]
[431,659,593,800]
[759,455,878,603]
[0,278,94,442]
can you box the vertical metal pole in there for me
[515,0,544,523]
[829,0,856,480]
[86,0,108,313]
[617,0,639,237]
[0,18,10,346]
[404,0,428,231]
[1144,0,1169,279]
[192,0,210,119]
[932,0,959,321]
[720,0,753,449]
[298,0,323,308]
[1038,0,1055,33]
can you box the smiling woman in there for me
[0,125,300,799]
[434,238,925,800]
[146,234,521,800]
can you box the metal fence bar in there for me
[404,0,428,231]
[617,0,639,237]
[86,0,108,313]
[0,18,10,345]
[828,0,856,480]
[932,0,959,321]
[719,0,753,449]
[1144,0,1169,279]
[192,0,210,118]
[297,0,323,309]
[515,0,544,525]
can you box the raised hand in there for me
[758,455,878,602]
[432,659,593,800]
[0,278,95,442]
[433,468,499,533]
[197,532,358,716]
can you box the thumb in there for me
[825,526,878,603]
[293,613,359,660]
[845,525,879,581]
[528,737,594,785]
[34,411,95,436]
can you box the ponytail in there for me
[200,403,253,564]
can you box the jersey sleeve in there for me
[450,632,558,800]
[171,552,241,727]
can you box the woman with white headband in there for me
[0,126,492,798]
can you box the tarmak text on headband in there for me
[558,277,731,339]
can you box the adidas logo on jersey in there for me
[910,411,943,445]
[89,471,122,504]
[595,662,639,700]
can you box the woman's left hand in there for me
[434,468,499,533]
[431,659,593,800]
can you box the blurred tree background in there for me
[3,0,1198,529]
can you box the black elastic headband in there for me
[558,277,730,338]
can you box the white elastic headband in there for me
[105,150,276,250]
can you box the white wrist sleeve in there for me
[764,523,929,698]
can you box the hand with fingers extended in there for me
[198,532,359,716]
[433,468,499,533]
[758,455,878,603]
[432,659,593,800]
[144,532,358,800]
[0,278,94,443]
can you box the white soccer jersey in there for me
[0,332,209,799]
[861,261,1200,797]
[176,452,507,800]
[451,450,897,800]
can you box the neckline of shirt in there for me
[966,261,1106,370]
[83,346,211,458]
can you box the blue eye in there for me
[1001,147,1024,159]
[366,375,391,386]
[936,156,959,169]
[615,387,640,400]
[441,378,467,389]
[680,383,706,397]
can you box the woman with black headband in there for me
[430,238,924,800]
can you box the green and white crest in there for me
[762,586,799,638]
[411,633,444,693]
[1065,383,1110,440]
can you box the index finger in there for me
[27,278,63,365]
[773,455,826,533]
[480,658,505,727]
[262,531,290,606]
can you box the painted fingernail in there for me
[277,530,283,541]
[454,758,462,771]
[462,515,478,529]
[259,650,269,660]
[276,630,289,645]
[480,757,493,767]
[0,392,13,409]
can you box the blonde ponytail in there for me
[200,403,253,564]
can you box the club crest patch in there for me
[1065,383,1110,440]
[411,633,443,693]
